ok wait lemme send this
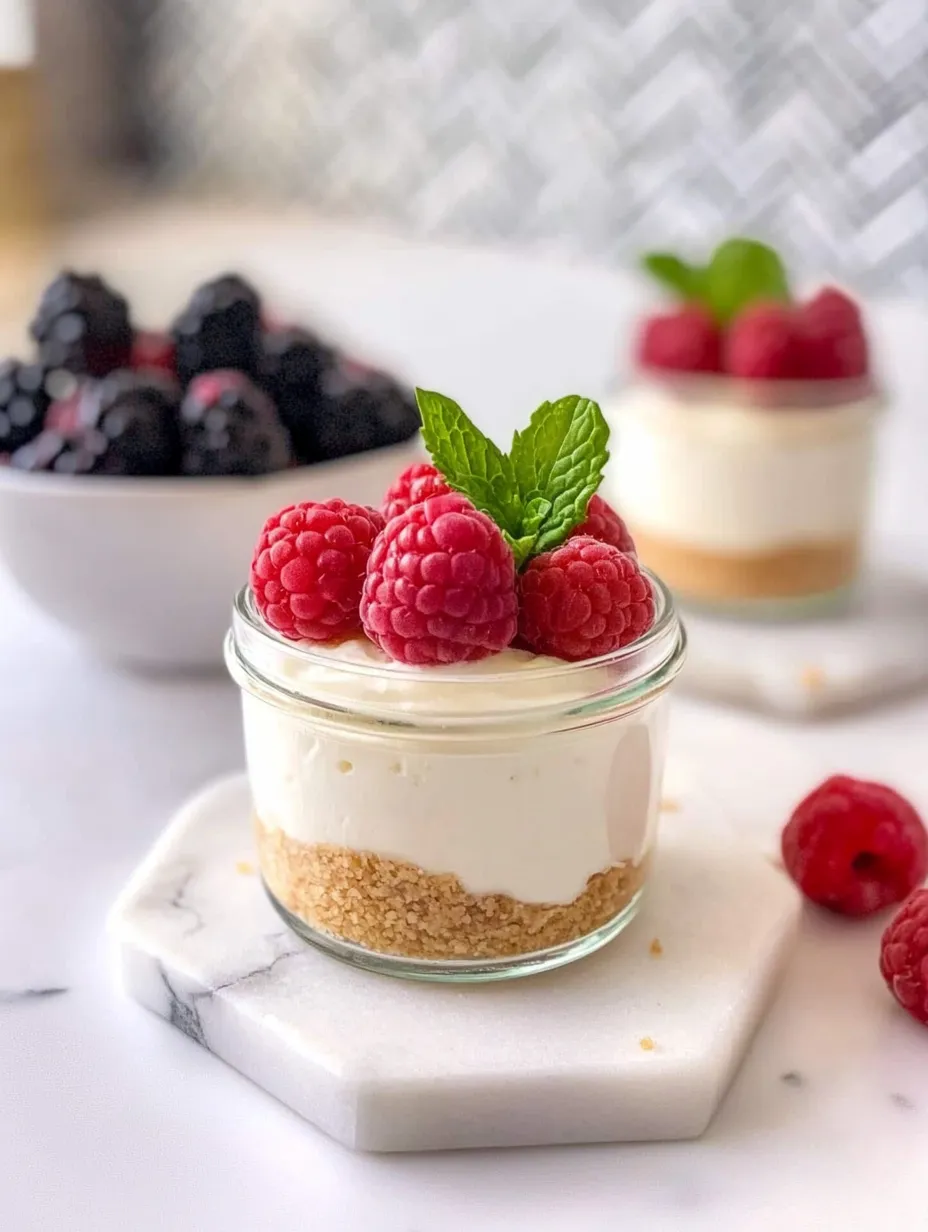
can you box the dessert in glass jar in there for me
[226,390,685,981]
[601,238,883,616]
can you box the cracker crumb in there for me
[255,819,646,960]
[639,1037,656,1052]
[800,665,826,693]
[649,937,663,957]
[235,860,255,876]
[660,797,680,813]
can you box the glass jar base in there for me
[264,881,646,983]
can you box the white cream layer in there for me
[603,383,880,553]
[242,637,668,904]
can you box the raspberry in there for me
[382,462,453,521]
[251,500,384,642]
[781,776,928,917]
[636,306,722,375]
[360,493,518,665]
[518,536,654,662]
[880,890,928,1027]
[571,494,636,556]
[798,287,868,380]
[131,330,176,379]
[725,302,804,379]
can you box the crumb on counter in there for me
[235,860,256,876]
[639,1037,656,1052]
[649,937,663,957]
[660,797,681,813]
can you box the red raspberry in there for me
[251,499,384,642]
[725,301,804,379]
[519,536,654,662]
[382,462,452,522]
[131,330,177,378]
[781,776,928,917]
[636,306,722,375]
[361,493,518,665]
[797,287,869,380]
[880,890,928,1027]
[571,494,636,556]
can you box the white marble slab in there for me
[679,567,928,717]
[109,769,800,1153]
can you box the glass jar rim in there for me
[618,370,885,413]
[225,570,686,731]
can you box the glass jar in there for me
[225,573,685,983]
[602,373,884,619]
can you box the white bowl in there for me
[0,438,424,669]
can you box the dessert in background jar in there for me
[226,390,685,981]
[602,238,883,615]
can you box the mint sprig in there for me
[416,389,609,568]
[640,236,790,325]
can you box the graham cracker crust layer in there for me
[632,530,860,602]
[255,820,645,960]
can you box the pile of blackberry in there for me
[3,270,420,477]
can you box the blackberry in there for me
[0,359,61,452]
[13,372,182,475]
[171,274,262,386]
[314,359,420,460]
[29,271,132,377]
[179,370,293,476]
[260,327,335,463]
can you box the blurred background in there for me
[14,0,928,292]
[2,0,928,568]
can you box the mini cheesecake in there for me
[606,237,882,612]
[604,375,881,609]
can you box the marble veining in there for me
[0,987,68,1004]
[109,770,801,1153]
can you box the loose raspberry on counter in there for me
[571,493,637,556]
[251,499,384,641]
[798,287,869,380]
[361,493,518,665]
[880,889,928,1027]
[725,301,804,380]
[519,536,654,662]
[636,306,722,375]
[382,462,452,522]
[781,776,928,917]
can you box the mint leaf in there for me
[417,389,610,569]
[521,495,552,537]
[703,238,790,324]
[416,388,522,535]
[640,252,704,302]
[511,395,610,556]
[503,531,537,568]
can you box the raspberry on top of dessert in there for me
[635,237,870,387]
[252,389,651,667]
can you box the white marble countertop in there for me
[2,208,928,1231]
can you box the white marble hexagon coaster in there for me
[109,771,799,1153]
[679,568,928,717]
